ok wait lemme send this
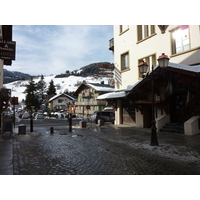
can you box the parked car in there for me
[90,111,115,124]
[103,107,115,112]
[54,112,65,119]
[21,112,30,119]
[35,113,45,119]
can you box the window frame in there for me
[121,51,130,72]
[138,54,156,78]
[58,99,64,103]
[119,25,129,35]
[137,25,156,42]
[170,25,190,55]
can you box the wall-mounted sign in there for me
[0,40,16,60]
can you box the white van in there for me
[54,112,65,119]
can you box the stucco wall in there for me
[135,110,144,127]
[113,25,200,92]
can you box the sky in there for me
[6,25,113,76]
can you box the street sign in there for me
[0,40,16,60]
[10,97,18,105]
[86,105,90,109]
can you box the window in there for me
[137,25,155,41]
[120,25,129,34]
[121,52,129,71]
[58,99,64,103]
[138,54,156,78]
[171,25,190,54]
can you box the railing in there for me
[75,109,95,115]
[79,92,93,97]
[75,100,106,106]
[109,38,114,51]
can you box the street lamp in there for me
[138,60,148,76]
[157,53,170,67]
[138,53,170,146]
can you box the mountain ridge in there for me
[4,62,113,83]
[3,69,31,84]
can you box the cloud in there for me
[7,25,113,75]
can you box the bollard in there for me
[30,115,33,132]
[69,113,72,132]
[79,121,86,128]
[98,119,104,126]
[50,127,54,134]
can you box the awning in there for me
[97,91,127,100]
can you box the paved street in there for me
[10,121,200,175]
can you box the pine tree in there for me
[37,75,46,104]
[47,79,56,96]
[25,77,40,110]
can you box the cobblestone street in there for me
[12,124,200,175]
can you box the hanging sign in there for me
[0,40,16,60]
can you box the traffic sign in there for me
[86,105,90,109]
[10,97,18,105]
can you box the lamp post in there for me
[138,53,170,146]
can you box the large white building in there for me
[101,25,200,131]
[113,25,200,91]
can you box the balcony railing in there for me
[75,100,106,106]
[109,38,114,51]
[75,109,94,115]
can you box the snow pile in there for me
[127,139,200,163]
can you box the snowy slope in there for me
[3,75,111,102]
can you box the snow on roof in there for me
[125,79,143,92]
[49,93,74,102]
[87,83,114,92]
[168,62,200,73]
[97,91,126,100]
[125,62,200,92]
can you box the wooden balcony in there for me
[75,109,94,115]
[79,92,93,98]
[75,100,106,106]
[109,38,114,51]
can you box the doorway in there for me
[170,90,191,123]
[143,106,152,128]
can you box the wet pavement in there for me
[0,136,13,175]
[1,122,200,175]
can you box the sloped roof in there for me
[49,93,75,102]
[97,91,126,100]
[87,83,114,92]
[73,82,114,96]
[97,62,200,100]
[126,62,200,92]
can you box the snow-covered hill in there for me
[3,75,112,103]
